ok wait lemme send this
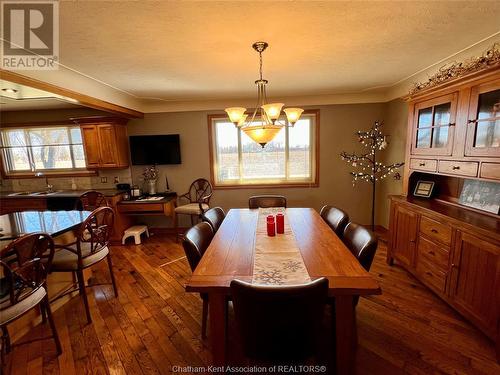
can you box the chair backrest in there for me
[201,207,225,233]
[248,195,287,209]
[0,233,54,310]
[343,222,378,272]
[77,206,114,258]
[182,222,214,272]
[230,278,328,361]
[76,190,107,211]
[187,179,213,204]
[319,205,349,237]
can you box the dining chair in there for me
[319,205,349,237]
[50,206,117,324]
[201,207,225,233]
[75,190,107,211]
[248,195,287,209]
[181,222,214,338]
[342,222,378,306]
[0,233,61,369]
[230,277,328,361]
[175,178,213,240]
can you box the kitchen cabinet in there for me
[76,117,129,169]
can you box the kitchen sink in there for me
[7,190,62,196]
[8,191,34,196]
[31,190,62,196]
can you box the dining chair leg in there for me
[76,268,92,324]
[201,297,208,339]
[40,302,47,324]
[1,326,10,354]
[190,215,195,227]
[175,214,180,243]
[107,253,119,298]
[43,297,62,355]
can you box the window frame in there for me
[208,109,320,189]
[0,121,96,178]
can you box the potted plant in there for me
[142,165,159,195]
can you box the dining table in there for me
[186,207,381,375]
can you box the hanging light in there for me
[224,42,304,147]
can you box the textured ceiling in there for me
[57,1,500,103]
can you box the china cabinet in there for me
[389,64,500,361]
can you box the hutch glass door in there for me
[411,93,457,156]
[466,79,500,157]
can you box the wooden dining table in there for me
[186,208,381,375]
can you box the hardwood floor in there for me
[4,234,499,374]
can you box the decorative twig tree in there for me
[340,121,404,231]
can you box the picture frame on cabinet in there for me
[413,180,435,198]
[459,179,500,215]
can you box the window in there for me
[0,125,88,175]
[209,110,318,187]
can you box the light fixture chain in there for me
[259,50,263,81]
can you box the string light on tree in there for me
[340,121,404,230]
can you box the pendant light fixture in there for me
[225,42,304,147]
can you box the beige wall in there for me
[376,99,408,228]
[128,103,396,227]
[1,102,408,229]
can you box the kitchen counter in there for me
[0,188,126,199]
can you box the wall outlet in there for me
[100,177,107,183]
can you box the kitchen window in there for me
[0,125,89,176]
[209,110,319,188]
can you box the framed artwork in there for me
[459,180,500,215]
[413,181,435,198]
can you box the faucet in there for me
[35,172,53,192]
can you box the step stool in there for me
[122,225,149,245]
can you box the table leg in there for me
[209,293,227,366]
[335,295,357,375]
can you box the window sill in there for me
[2,170,98,179]
[213,181,319,190]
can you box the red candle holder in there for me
[266,215,276,237]
[276,213,284,234]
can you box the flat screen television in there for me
[129,134,181,165]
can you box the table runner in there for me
[252,208,311,285]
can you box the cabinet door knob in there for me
[468,119,477,124]
[428,250,435,255]
[451,263,458,269]
[431,229,438,233]
[452,166,460,170]
[419,162,426,166]
[410,239,416,243]
[448,122,456,127]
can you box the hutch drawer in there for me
[417,235,450,270]
[420,215,452,247]
[410,158,437,172]
[479,162,500,180]
[438,160,478,177]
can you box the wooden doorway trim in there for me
[0,69,144,118]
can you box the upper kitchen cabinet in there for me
[411,93,458,156]
[465,78,500,158]
[74,117,130,169]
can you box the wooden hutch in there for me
[387,53,500,361]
